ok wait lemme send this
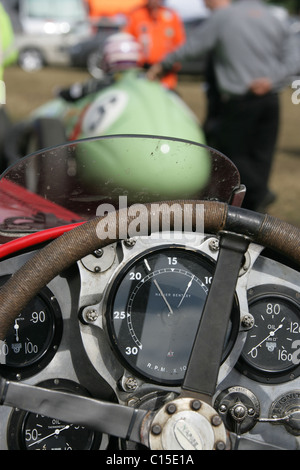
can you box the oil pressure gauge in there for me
[238,284,300,383]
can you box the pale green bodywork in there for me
[31,70,211,199]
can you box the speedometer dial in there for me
[106,247,239,385]
[239,285,300,383]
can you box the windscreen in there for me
[0,135,241,233]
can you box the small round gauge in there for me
[21,414,96,450]
[239,284,300,383]
[106,247,239,385]
[0,278,62,379]
[7,379,103,450]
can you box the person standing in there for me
[123,0,186,89]
[202,0,231,148]
[0,2,18,173]
[147,0,300,211]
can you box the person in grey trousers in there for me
[148,0,299,211]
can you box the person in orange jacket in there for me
[123,0,185,89]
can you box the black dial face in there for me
[106,247,238,385]
[7,379,102,450]
[22,414,95,450]
[240,285,300,382]
[0,280,62,379]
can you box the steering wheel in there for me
[0,200,300,450]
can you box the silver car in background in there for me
[2,0,93,71]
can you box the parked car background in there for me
[1,0,93,71]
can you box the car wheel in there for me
[87,50,105,79]
[18,48,44,72]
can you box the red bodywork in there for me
[0,179,84,258]
[0,179,80,225]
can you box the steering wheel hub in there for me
[149,397,227,450]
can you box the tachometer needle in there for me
[177,276,194,308]
[153,279,174,316]
[144,258,174,315]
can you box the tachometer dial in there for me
[106,247,239,385]
[239,285,300,383]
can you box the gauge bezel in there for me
[104,244,240,386]
[0,279,63,380]
[6,379,103,450]
[237,284,300,384]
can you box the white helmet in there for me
[102,32,142,73]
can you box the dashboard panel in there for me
[0,231,300,450]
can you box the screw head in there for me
[191,400,202,411]
[215,440,226,450]
[151,424,162,435]
[241,313,255,329]
[124,377,138,391]
[166,403,177,415]
[209,238,219,252]
[231,403,247,421]
[219,404,227,413]
[211,414,222,427]
[124,238,136,247]
[93,248,103,258]
[85,309,98,321]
